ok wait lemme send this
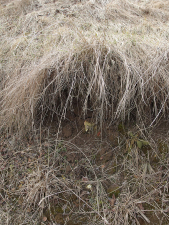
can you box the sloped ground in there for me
[1,118,169,225]
[0,0,169,224]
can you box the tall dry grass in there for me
[0,0,169,133]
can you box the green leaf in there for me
[137,140,143,149]
[139,139,150,146]
[128,131,134,137]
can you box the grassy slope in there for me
[0,0,169,224]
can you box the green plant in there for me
[126,131,150,152]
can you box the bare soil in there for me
[1,109,169,224]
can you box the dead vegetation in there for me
[0,0,169,224]
[1,127,169,225]
[0,0,169,132]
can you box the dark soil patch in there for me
[1,114,169,224]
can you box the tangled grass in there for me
[0,0,169,133]
[0,0,169,225]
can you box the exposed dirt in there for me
[1,111,169,225]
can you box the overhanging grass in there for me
[0,0,169,133]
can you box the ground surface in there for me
[1,114,169,224]
[1,0,169,224]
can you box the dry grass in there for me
[1,129,169,225]
[0,0,169,133]
[0,0,169,224]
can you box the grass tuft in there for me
[0,0,169,133]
